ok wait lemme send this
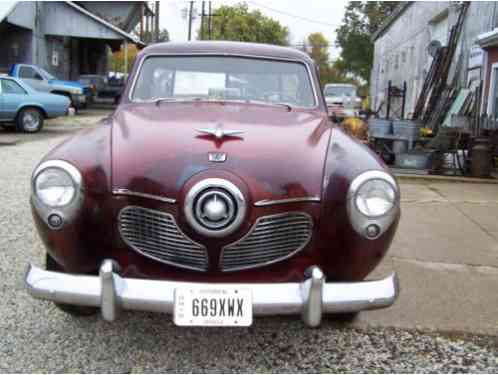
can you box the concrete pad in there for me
[399,183,447,203]
[454,203,498,238]
[0,135,19,145]
[392,202,498,267]
[355,258,498,335]
[428,182,498,203]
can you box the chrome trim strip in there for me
[128,52,321,110]
[346,170,400,240]
[220,212,313,272]
[254,196,321,207]
[31,160,85,229]
[25,262,399,327]
[112,189,176,204]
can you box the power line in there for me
[246,0,340,28]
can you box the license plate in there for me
[173,287,252,327]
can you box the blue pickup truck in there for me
[9,64,92,110]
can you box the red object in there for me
[32,42,398,283]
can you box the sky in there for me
[158,0,349,59]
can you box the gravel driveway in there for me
[0,113,496,372]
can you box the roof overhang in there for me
[0,1,17,24]
[477,28,498,49]
[372,2,412,42]
[64,2,144,46]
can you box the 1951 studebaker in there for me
[25,42,400,327]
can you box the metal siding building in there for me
[370,2,498,119]
[0,1,144,80]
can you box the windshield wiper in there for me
[154,97,209,106]
[242,99,293,111]
[153,98,178,106]
[153,97,293,111]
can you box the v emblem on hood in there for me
[196,123,244,140]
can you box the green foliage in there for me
[336,1,398,83]
[139,28,170,44]
[302,32,358,88]
[203,3,289,45]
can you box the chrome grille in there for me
[119,206,208,271]
[221,212,313,272]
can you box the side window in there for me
[1,80,27,94]
[19,66,43,80]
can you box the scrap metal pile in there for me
[412,2,470,134]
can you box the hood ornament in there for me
[196,123,244,140]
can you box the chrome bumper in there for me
[25,261,399,327]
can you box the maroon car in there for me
[25,42,400,327]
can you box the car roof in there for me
[140,41,314,64]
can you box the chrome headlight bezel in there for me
[347,170,399,240]
[31,160,84,229]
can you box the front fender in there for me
[316,127,399,280]
[32,120,114,272]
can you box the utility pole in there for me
[155,1,160,42]
[208,1,212,40]
[140,2,144,41]
[200,1,205,40]
[188,1,194,41]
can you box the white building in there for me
[370,2,498,120]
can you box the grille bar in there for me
[119,206,208,271]
[221,212,313,272]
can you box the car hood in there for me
[39,92,71,105]
[111,102,331,203]
[49,79,89,89]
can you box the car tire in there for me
[16,107,44,133]
[45,253,99,317]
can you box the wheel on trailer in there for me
[45,253,98,317]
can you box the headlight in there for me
[355,179,396,217]
[31,160,83,229]
[34,168,76,206]
[347,170,399,239]
[71,88,83,95]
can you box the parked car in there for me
[9,64,91,109]
[0,76,70,132]
[79,74,124,104]
[25,42,400,327]
[324,83,361,120]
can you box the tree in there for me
[202,3,289,45]
[134,27,170,44]
[302,32,358,88]
[307,32,330,72]
[141,28,170,44]
[336,1,398,82]
[108,44,139,73]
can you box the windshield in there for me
[324,86,356,97]
[131,56,316,108]
[39,68,55,80]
